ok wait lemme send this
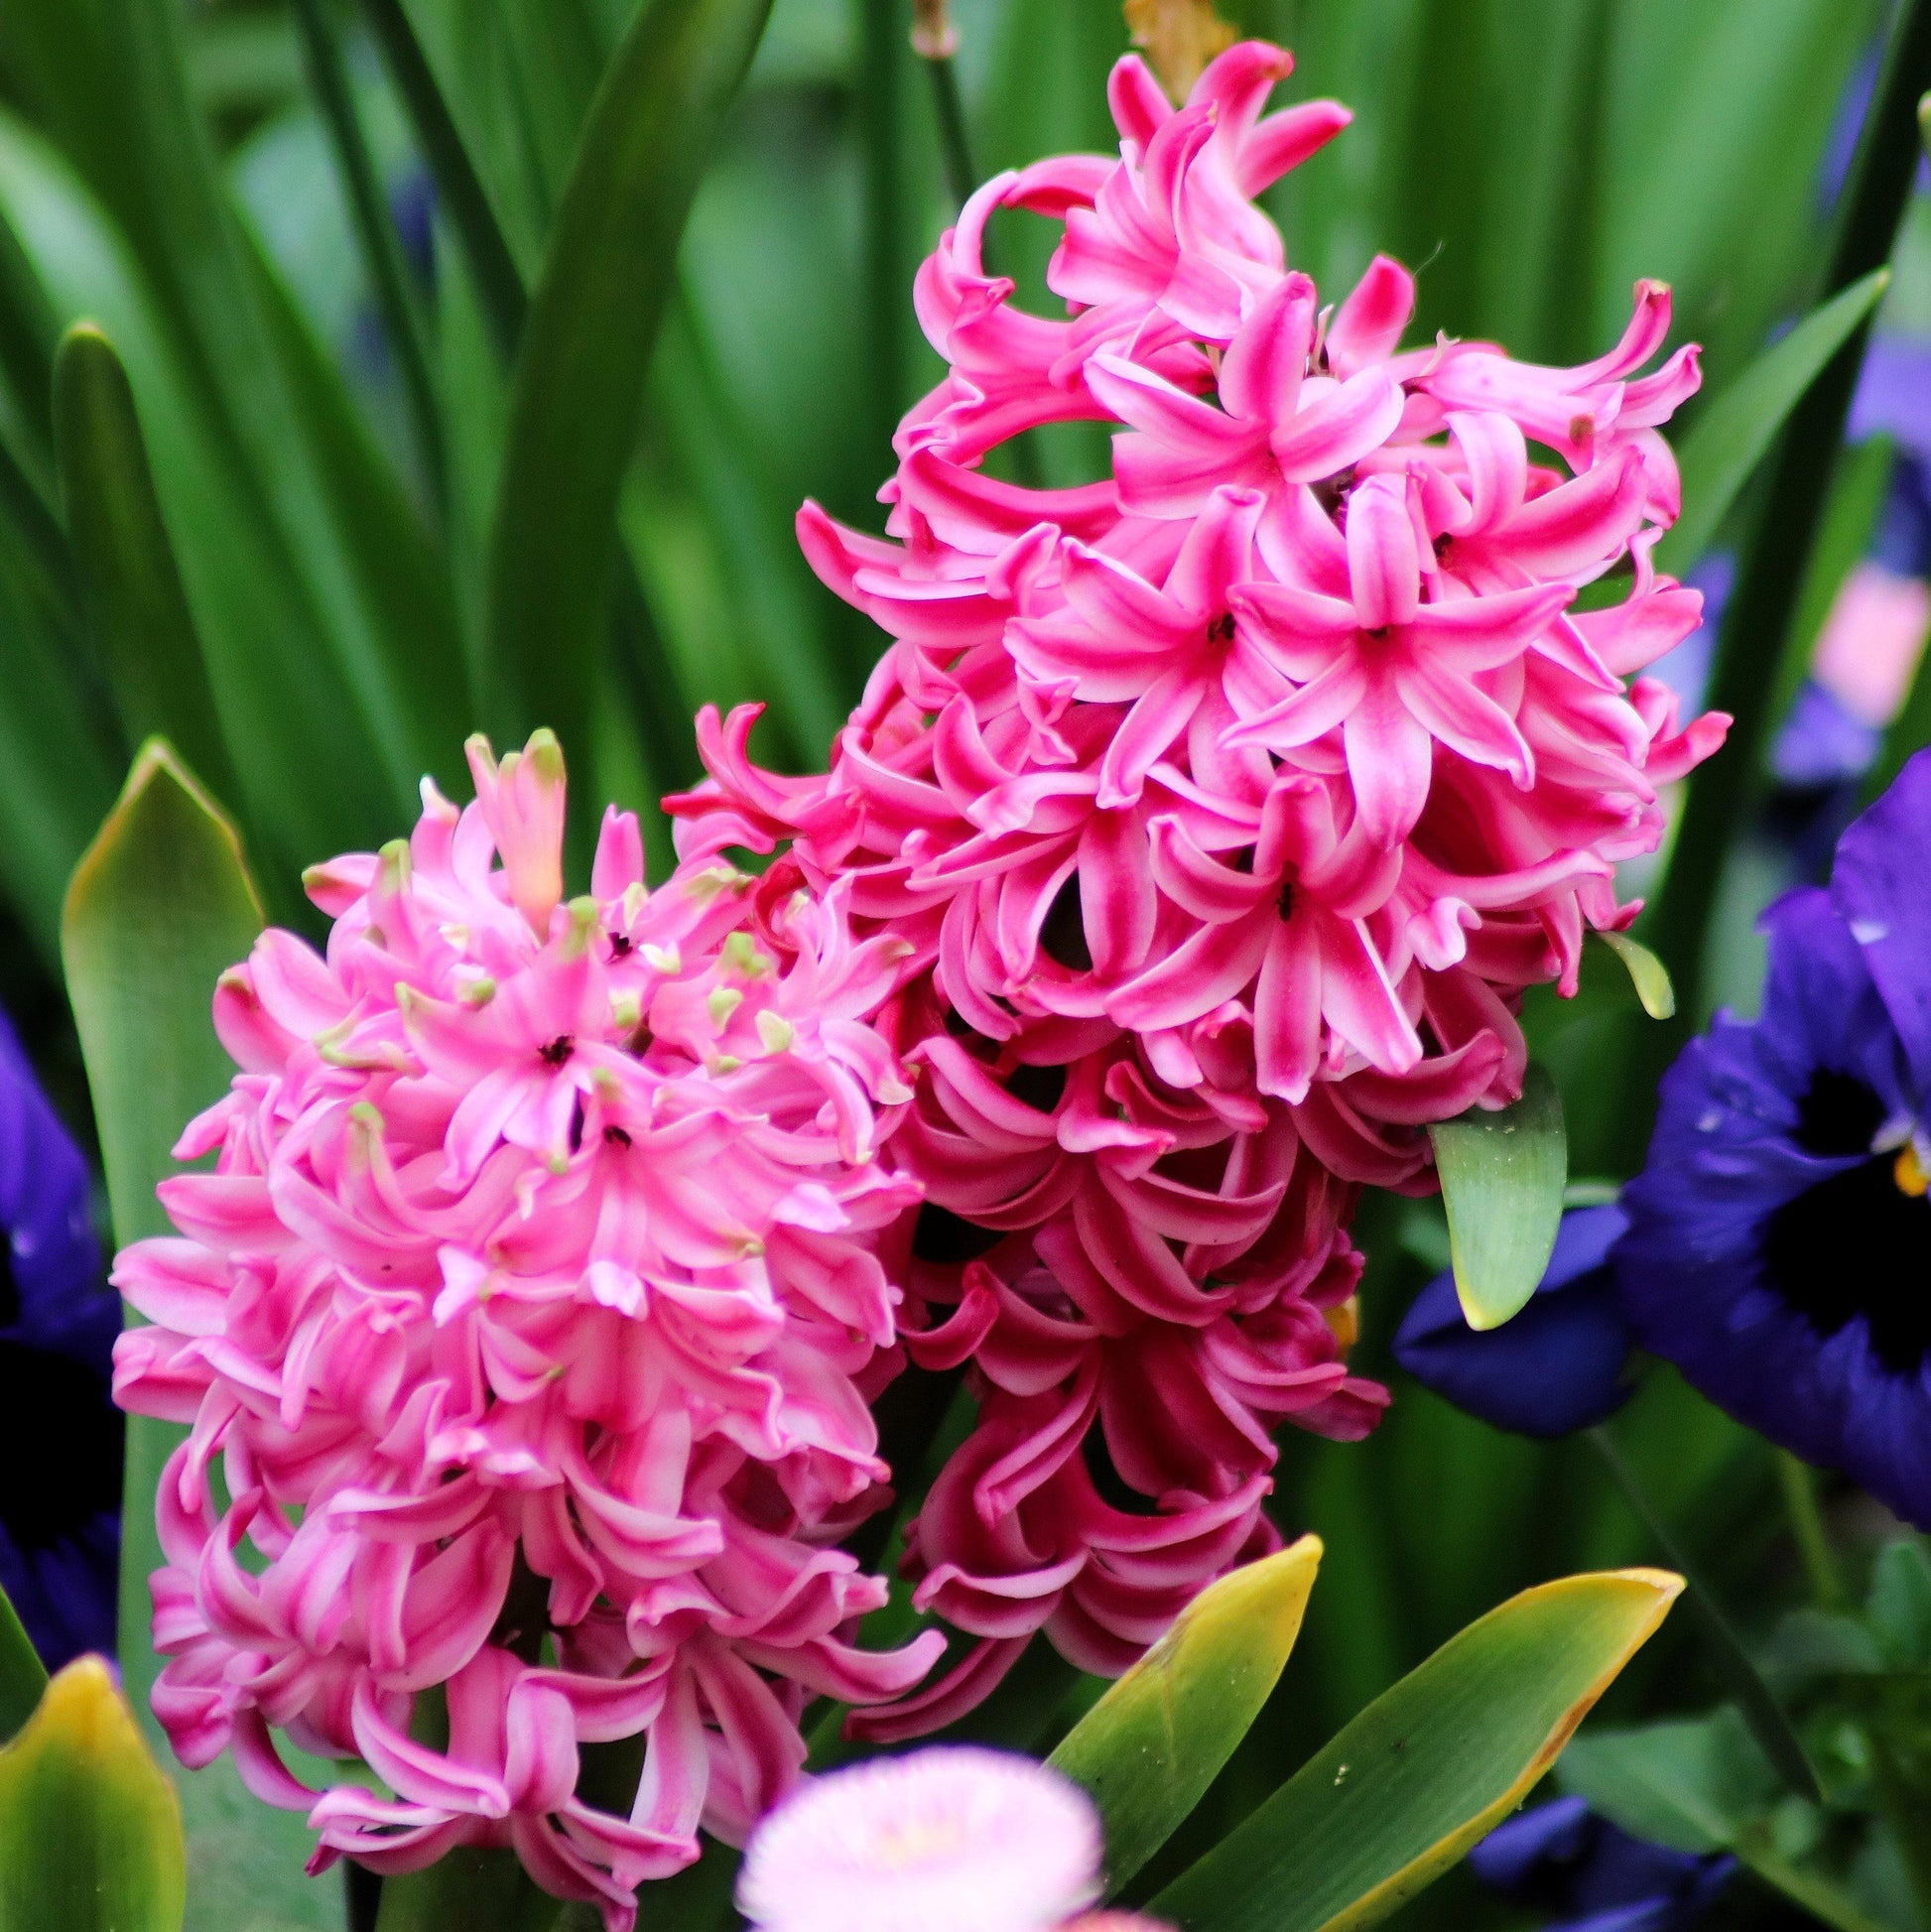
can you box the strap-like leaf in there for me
[0,1656,187,1932]
[1655,267,1889,576]
[1150,1568,1683,1932]
[53,322,241,811]
[484,0,773,773]
[0,1580,48,1743]
[61,741,334,1931]
[1428,1062,1567,1331]
[1050,1536,1322,1893]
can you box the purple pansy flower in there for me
[1615,748,1931,1525]
[1470,1796,1734,1932]
[1392,1205,1635,1438]
[0,1008,120,1667]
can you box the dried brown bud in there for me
[910,0,959,61]
[1122,0,1237,102]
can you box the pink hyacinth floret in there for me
[670,38,1729,1730]
[111,732,946,1931]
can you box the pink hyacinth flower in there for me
[112,735,946,1930]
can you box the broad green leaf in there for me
[1150,1568,1683,1932]
[63,739,263,1248]
[1559,1712,1892,1932]
[0,1656,187,1932]
[1049,1535,1322,1893]
[53,323,241,811]
[1427,1061,1566,1330]
[63,743,335,1931]
[1596,930,1676,1019]
[484,0,773,776]
[1558,1709,1772,1855]
[1655,267,1890,576]
[0,1581,47,1743]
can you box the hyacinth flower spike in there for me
[1225,472,1575,847]
[112,732,948,1929]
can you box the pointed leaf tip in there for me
[1051,1535,1323,1892]
[1429,1063,1567,1332]
[1151,1566,1682,1932]
[0,1656,187,1932]
[1598,929,1676,1018]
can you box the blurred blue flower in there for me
[1617,748,1931,1526]
[0,1009,120,1667]
[1470,1796,1735,1932]
[1391,1205,1634,1438]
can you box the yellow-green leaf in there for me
[1597,930,1676,1020]
[1428,1063,1567,1331]
[0,1656,187,1932]
[1050,1535,1322,1892]
[1150,1569,1683,1932]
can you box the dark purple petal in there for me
[1392,1205,1634,1438]
[1471,1798,1735,1932]
[1831,745,1931,1095]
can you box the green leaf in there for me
[1596,930,1676,1019]
[52,323,241,812]
[63,743,334,1931]
[63,738,263,1248]
[1149,1568,1683,1932]
[1560,1708,1775,1854]
[0,1656,187,1932]
[0,1580,48,1744]
[1655,267,1890,577]
[1427,1062,1567,1331]
[1048,1534,1322,1893]
[484,0,773,774]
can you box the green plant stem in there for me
[1615,0,1931,1166]
[290,0,446,514]
[356,0,530,357]
[1774,1449,1844,1610]
[1586,1426,1821,1803]
[860,0,905,475]
[925,51,976,211]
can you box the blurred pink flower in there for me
[1811,559,1931,727]
[112,734,944,1930]
[736,1746,1102,1932]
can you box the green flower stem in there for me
[925,50,977,212]
[1612,0,1931,1169]
[1586,1426,1820,1802]
[289,0,447,516]
[1774,1449,1844,1610]
[861,0,906,475]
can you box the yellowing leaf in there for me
[1051,1535,1322,1891]
[0,1656,187,1932]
